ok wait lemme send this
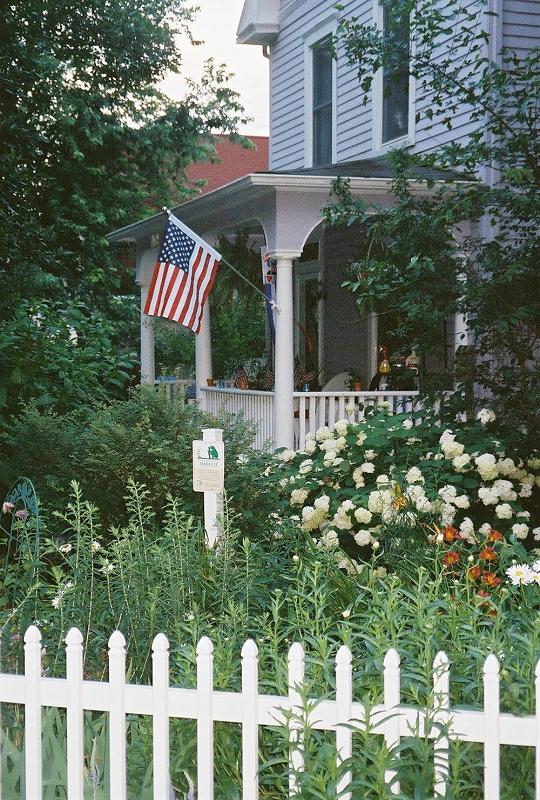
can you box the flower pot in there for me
[353,381,362,391]
[206,378,215,387]
[237,377,248,390]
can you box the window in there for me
[312,37,333,166]
[382,3,410,143]
[304,18,337,168]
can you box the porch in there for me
[108,160,457,452]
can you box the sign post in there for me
[192,428,224,547]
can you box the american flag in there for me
[143,215,221,334]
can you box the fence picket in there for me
[197,636,214,800]
[433,651,450,797]
[66,628,84,800]
[288,642,305,796]
[241,639,259,800]
[335,645,353,800]
[108,630,127,800]
[24,625,42,800]
[483,654,500,800]
[152,633,170,800]
[384,648,401,795]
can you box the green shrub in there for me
[0,387,273,533]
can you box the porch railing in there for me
[201,388,420,451]
[202,387,275,450]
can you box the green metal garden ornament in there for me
[1,476,40,568]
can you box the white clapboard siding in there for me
[1,627,539,797]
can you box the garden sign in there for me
[193,428,224,547]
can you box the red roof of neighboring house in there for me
[185,136,268,195]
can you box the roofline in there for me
[107,172,473,243]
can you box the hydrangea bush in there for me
[267,407,540,580]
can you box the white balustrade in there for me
[201,387,275,450]
[1,626,538,798]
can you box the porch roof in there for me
[107,160,470,256]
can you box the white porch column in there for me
[273,255,295,450]
[137,248,158,384]
[195,301,213,409]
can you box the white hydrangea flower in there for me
[406,437,421,445]
[477,408,496,426]
[438,485,457,504]
[314,494,330,512]
[333,512,353,530]
[495,503,513,519]
[453,494,470,509]
[519,482,533,498]
[527,457,540,470]
[534,527,540,541]
[345,403,356,415]
[305,440,317,455]
[290,488,309,506]
[439,429,455,444]
[354,507,372,524]
[360,462,375,474]
[405,466,423,484]
[340,499,355,512]
[323,452,337,466]
[279,449,296,463]
[402,418,414,429]
[433,453,444,461]
[441,439,465,459]
[512,523,529,540]
[459,517,475,541]
[453,453,471,472]
[517,510,530,519]
[364,449,377,460]
[352,467,365,488]
[334,419,349,436]
[479,522,492,535]
[320,529,339,549]
[316,426,333,441]
[478,486,499,506]
[334,436,348,453]
[440,503,456,526]
[299,459,313,474]
[497,457,518,477]
[506,564,534,585]
[320,438,338,452]
[356,431,367,446]
[368,491,384,514]
[354,530,372,546]
[493,479,517,502]
[475,453,499,481]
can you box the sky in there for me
[162,0,270,136]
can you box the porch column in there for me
[137,248,158,384]
[273,255,295,450]
[195,301,212,409]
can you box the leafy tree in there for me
[0,0,248,421]
[326,0,539,439]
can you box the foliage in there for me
[0,0,249,427]
[1,484,540,797]
[326,0,540,435]
[262,408,539,594]
[0,388,272,532]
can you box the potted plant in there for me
[346,369,363,392]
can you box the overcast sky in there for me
[162,0,270,136]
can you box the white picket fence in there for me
[1,626,539,799]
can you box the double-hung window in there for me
[304,20,337,168]
[312,37,333,166]
[375,0,414,149]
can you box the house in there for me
[108,0,539,451]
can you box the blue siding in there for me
[269,0,540,170]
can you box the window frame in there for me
[304,17,338,169]
[372,0,416,154]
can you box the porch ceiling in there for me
[107,168,469,257]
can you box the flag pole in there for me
[162,208,280,312]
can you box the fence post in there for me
[109,630,127,800]
[152,633,170,800]
[336,645,353,800]
[241,639,259,800]
[483,654,500,800]
[24,625,42,799]
[433,651,450,797]
[197,636,214,800]
[66,627,84,800]
[384,648,401,795]
[288,642,305,796]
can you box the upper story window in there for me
[304,18,337,168]
[374,1,414,151]
[312,37,333,166]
